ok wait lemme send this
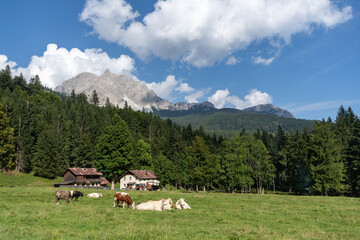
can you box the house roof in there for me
[64,168,103,176]
[100,177,110,185]
[127,170,158,179]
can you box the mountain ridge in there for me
[55,70,296,119]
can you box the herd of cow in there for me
[55,190,191,211]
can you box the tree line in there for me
[0,66,359,196]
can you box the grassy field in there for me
[0,172,359,239]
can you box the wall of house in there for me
[64,171,76,182]
[119,174,160,189]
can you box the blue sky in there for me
[0,0,359,120]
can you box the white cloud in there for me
[208,89,230,108]
[12,44,135,89]
[146,75,178,99]
[80,0,352,67]
[0,55,17,69]
[226,56,240,65]
[185,90,204,103]
[253,56,275,66]
[175,82,195,93]
[208,88,272,109]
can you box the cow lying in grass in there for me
[136,198,174,211]
[87,193,103,198]
[175,198,191,210]
[114,192,135,209]
[55,190,84,205]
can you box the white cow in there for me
[175,198,191,210]
[136,198,173,211]
[87,193,103,198]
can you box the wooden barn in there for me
[54,168,110,189]
[119,170,160,190]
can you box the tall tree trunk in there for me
[196,184,199,193]
[273,177,276,192]
[111,180,115,190]
[203,185,206,192]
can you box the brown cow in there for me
[114,192,135,209]
[55,190,73,205]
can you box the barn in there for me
[54,168,110,189]
[119,170,160,190]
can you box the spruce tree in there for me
[90,89,100,106]
[0,102,16,171]
[95,115,134,189]
[310,121,344,196]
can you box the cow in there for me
[114,192,135,209]
[55,190,73,205]
[71,191,84,201]
[136,198,174,211]
[175,198,191,210]
[87,193,103,198]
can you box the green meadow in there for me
[0,172,359,240]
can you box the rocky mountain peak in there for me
[243,104,295,118]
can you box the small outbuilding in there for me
[119,170,160,190]
[54,168,110,189]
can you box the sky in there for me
[0,0,359,120]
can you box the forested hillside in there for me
[154,108,315,138]
[1,65,359,196]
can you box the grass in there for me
[0,173,359,239]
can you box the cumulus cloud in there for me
[185,90,204,103]
[175,82,195,93]
[208,89,272,109]
[80,0,352,67]
[147,75,178,99]
[253,56,275,66]
[12,44,135,88]
[226,56,240,66]
[0,55,17,69]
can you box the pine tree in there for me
[0,102,16,171]
[95,115,134,189]
[310,121,344,196]
[186,136,211,192]
[0,65,13,92]
[33,124,62,179]
[90,89,100,106]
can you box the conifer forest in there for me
[1,66,359,197]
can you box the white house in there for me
[119,170,160,190]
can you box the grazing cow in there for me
[136,198,174,211]
[114,192,135,209]
[55,190,73,205]
[87,193,103,198]
[71,191,84,201]
[175,198,191,210]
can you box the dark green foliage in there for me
[90,89,99,105]
[95,115,134,185]
[0,102,16,171]
[310,121,344,196]
[155,108,315,138]
[1,66,359,197]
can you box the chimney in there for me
[146,170,148,175]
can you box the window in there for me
[124,177,126,180]
[130,177,132,180]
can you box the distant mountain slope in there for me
[154,108,314,138]
[243,104,295,118]
[55,70,174,111]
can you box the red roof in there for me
[64,168,103,176]
[101,177,110,185]
[128,170,158,179]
